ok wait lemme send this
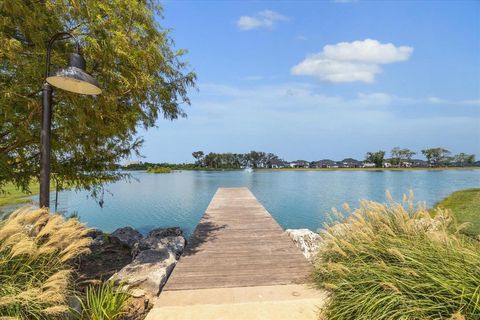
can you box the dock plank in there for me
[164,187,313,291]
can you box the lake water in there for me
[33,170,480,236]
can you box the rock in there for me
[111,248,178,300]
[286,229,323,262]
[121,297,151,320]
[163,236,186,258]
[140,233,185,258]
[85,228,103,239]
[130,288,147,298]
[139,227,185,258]
[147,227,183,238]
[111,227,143,248]
[77,234,133,288]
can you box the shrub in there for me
[146,166,172,174]
[77,281,130,320]
[0,207,91,319]
[315,194,480,320]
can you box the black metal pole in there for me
[39,32,87,208]
[39,83,53,208]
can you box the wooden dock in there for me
[164,187,313,291]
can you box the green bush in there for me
[0,207,91,319]
[314,194,480,320]
[77,281,130,320]
[146,166,172,174]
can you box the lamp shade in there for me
[46,53,101,95]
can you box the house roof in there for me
[411,159,427,163]
[312,159,336,165]
[340,158,362,163]
[268,159,287,165]
[290,160,309,164]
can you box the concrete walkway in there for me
[145,188,326,319]
[146,284,327,320]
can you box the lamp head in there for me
[46,53,102,95]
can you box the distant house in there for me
[411,159,428,167]
[289,160,309,168]
[339,158,362,168]
[124,160,141,166]
[311,159,336,168]
[362,162,376,168]
[402,161,413,168]
[383,162,392,168]
[267,159,287,169]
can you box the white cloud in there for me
[428,96,480,105]
[323,39,412,64]
[291,39,413,83]
[428,97,448,104]
[142,82,480,162]
[237,10,288,31]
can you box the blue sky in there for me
[137,0,479,163]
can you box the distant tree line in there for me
[122,162,198,171]
[365,147,475,168]
[192,151,280,169]
[121,147,476,171]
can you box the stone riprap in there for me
[109,226,186,300]
[285,229,323,262]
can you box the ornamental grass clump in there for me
[315,193,480,320]
[0,207,91,319]
[77,281,130,320]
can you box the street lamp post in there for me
[40,32,102,208]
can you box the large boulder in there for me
[147,227,183,238]
[111,248,177,300]
[286,229,323,262]
[109,227,186,300]
[111,227,143,248]
[139,227,185,258]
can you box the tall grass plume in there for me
[0,207,91,319]
[315,194,480,319]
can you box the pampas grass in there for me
[0,207,91,319]
[314,193,480,320]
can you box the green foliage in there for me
[0,0,196,197]
[77,281,130,320]
[197,151,280,169]
[121,161,198,171]
[390,147,416,166]
[192,151,205,166]
[421,147,451,166]
[0,207,91,319]
[434,188,480,237]
[314,197,480,320]
[453,153,476,166]
[147,166,171,174]
[365,150,385,168]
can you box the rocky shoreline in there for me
[77,226,187,318]
[75,225,324,318]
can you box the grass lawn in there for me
[433,188,480,237]
[0,182,39,207]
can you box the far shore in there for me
[124,166,480,173]
[253,166,480,172]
